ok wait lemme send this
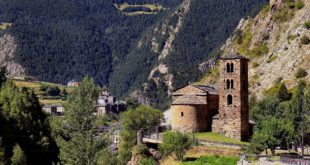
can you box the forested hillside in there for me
[0,0,267,109]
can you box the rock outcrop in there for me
[221,0,310,99]
[0,34,24,76]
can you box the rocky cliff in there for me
[220,0,310,99]
[0,34,24,76]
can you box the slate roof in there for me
[172,84,219,105]
[193,85,218,95]
[172,95,207,105]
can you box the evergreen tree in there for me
[53,77,107,165]
[290,80,306,145]
[0,80,59,164]
[11,144,27,165]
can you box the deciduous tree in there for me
[159,131,192,161]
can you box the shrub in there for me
[234,29,243,44]
[39,84,49,91]
[277,83,291,101]
[295,0,305,9]
[159,131,192,161]
[273,8,294,23]
[287,34,297,41]
[304,21,310,29]
[300,35,310,45]
[132,144,149,156]
[285,0,304,9]
[295,68,308,78]
[46,86,61,96]
[252,62,259,68]
[267,55,277,63]
[138,157,157,165]
[250,44,269,57]
[11,144,27,165]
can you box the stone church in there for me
[171,54,252,141]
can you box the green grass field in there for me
[114,3,163,16]
[0,22,12,30]
[182,155,239,165]
[12,79,75,105]
[195,132,248,145]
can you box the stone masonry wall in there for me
[171,104,208,132]
[218,58,249,140]
[206,94,219,131]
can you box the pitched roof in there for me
[173,85,218,95]
[172,95,207,105]
[192,85,218,95]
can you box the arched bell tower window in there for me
[230,63,234,72]
[227,95,233,105]
[231,79,234,89]
[226,80,230,89]
[181,112,184,117]
[226,63,230,73]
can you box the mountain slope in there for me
[220,0,310,99]
[109,0,268,109]
[0,0,267,109]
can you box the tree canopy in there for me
[248,81,310,154]
[0,69,59,164]
[52,77,108,165]
[159,131,192,161]
[118,105,163,164]
[0,0,267,106]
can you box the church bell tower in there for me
[218,54,249,141]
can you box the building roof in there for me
[192,85,218,95]
[172,95,207,105]
[173,84,218,95]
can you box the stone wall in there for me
[171,104,208,132]
[211,118,221,134]
[206,94,219,131]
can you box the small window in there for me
[231,79,234,89]
[181,112,184,117]
[230,63,234,72]
[227,95,233,105]
[226,80,230,89]
[226,63,230,73]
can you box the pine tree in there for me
[11,144,27,165]
[0,80,59,164]
[53,77,107,165]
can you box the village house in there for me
[67,79,80,87]
[96,91,126,116]
[170,54,253,141]
[42,105,64,116]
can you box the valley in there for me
[0,0,309,164]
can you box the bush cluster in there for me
[300,35,310,45]
[295,68,308,79]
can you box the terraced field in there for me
[12,79,75,105]
[0,22,12,30]
[114,3,164,15]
